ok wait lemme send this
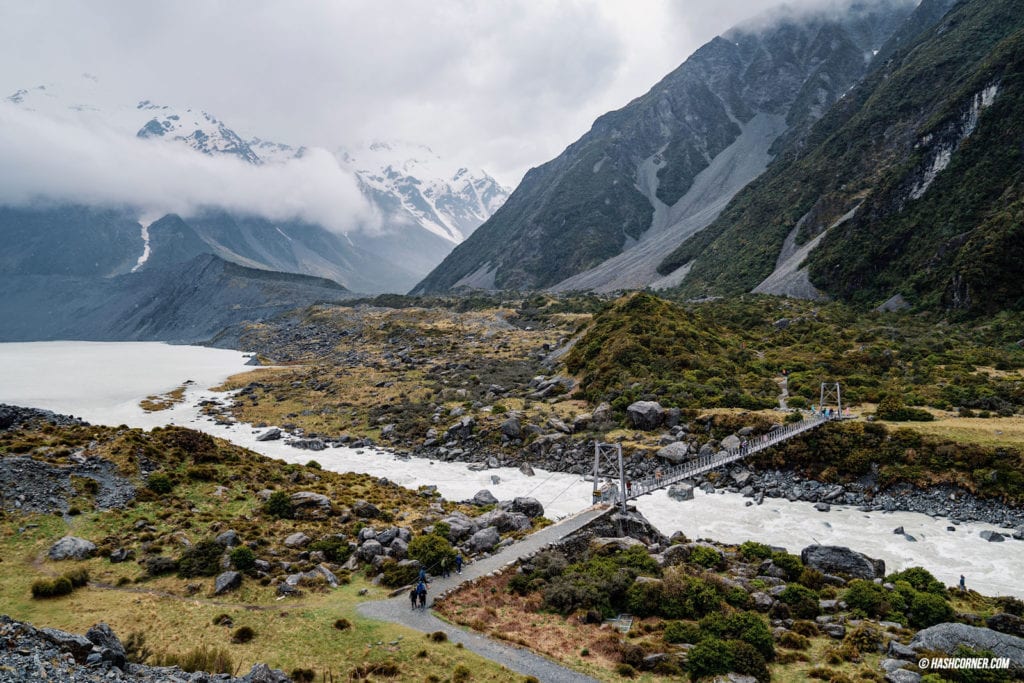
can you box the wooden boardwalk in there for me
[623,415,832,501]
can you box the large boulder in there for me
[283,532,311,548]
[358,539,384,562]
[256,428,282,441]
[511,497,544,518]
[987,613,1024,637]
[910,623,1024,668]
[472,489,499,506]
[667,484,695,502]
[590,537,645,554]
[48,536,96,561]
[721,435,742,450]
[468,526,500,553]
[657,442,690,463]
[85,622,126,668]
[627,401,663,430]
[800,545,884,580]
[215,530,241,548]
[291,491,332,510]
[39,627,93,663]
[214,571,243,595]
[499,417,522,439]
[352,499,382,519]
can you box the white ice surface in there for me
[0,342,1021,596]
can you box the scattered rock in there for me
[980,530,1005,542]
[256,428,282,441]
[511,497,544,518]
[216,530,241,547]
[214,571,243,595]
[283,532,311,548]
[48,536,96,561]
[352,499,382,518]
[85,622,126,668]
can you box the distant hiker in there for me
[455,553,463,575]
[959,575,966,591]
[440,556,449,578]
[626,480,632,495]
[410,587,418,610]
[655,469,663,484]
[418,567,427,583]
[417,581,427,608]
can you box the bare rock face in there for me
[214,571,243,595]
[910,623,1024,668]
[800,545,885,580]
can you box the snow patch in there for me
[130,217,155,273]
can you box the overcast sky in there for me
[0,1,789,188]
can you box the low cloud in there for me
[0,102,377,232]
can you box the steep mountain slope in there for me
[661,0,1024,313]
[0,253,353,342]
[413,0,916,294]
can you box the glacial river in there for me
[0,341,1021,597]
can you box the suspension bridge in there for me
[594,382,850,511]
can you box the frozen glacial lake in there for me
[0,341,1021,597]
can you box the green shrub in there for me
[333,618,351,630]
[185,466,217,481]
[380,558,420,588]
[63,567,90,588]
[230,626,255,644]
[615,663,637,678]
[146,472,174,495]
[689,545,725,569]
[429,631,447,642]
[264,491,293,519]
[452,663,471,683]
[408,533,456,574]
[887,567,947,596]
[778,631,811,650]
[308,536,352,564]
[728,639,770,683]
[780,584,820,619]
[177,540,224,578]
[844,579,893,619]
[798,567,826,590]
[909,591,954,628]
[229,546,256,573]
[305,460,322,469]
[30,576,73,599]
[739,541,773,561]
[664,620,701,644]
[770,552,803,581]
[687,637,732,680]
[291,669,315,683]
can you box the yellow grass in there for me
[0,513,518,681]
[139,385,188,412]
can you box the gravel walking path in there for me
[358,506,610,682]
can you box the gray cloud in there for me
[0,102,375,232]
[0,0,797,194]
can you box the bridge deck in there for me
[623,415,833,501]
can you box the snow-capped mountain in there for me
[2,76,509,292]
[343,141,508,244]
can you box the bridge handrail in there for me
[622,415,832,500]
